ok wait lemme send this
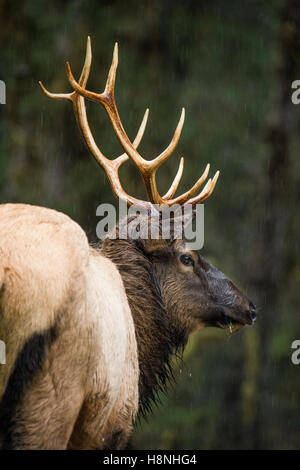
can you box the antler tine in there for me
[105,42,118,95]
[163,157,184,199]
[169,163,210,205]
[152,108,185,171]
[114,108,149,169]
[78,35,92,87]
[188,170,220,206]
[202,170,220,200]
[39,81,73,101]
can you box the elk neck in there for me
[100,235,188,414]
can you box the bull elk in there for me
[0,38,256,450]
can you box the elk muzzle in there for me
[204,262,256,329]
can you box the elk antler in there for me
[40,37,219,208]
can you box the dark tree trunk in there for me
[250,0,300,449]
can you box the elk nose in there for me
[248,303,256,324]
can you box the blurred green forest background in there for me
[1,0,300,449]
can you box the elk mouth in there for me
[213,306,256,331]
[216,314,245,331]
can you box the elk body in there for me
[0,39,256,450]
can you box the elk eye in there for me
[180,254,194,267]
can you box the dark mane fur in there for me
[100,234,187,415]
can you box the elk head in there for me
[40,37,256,339]
[147,239,256,336]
